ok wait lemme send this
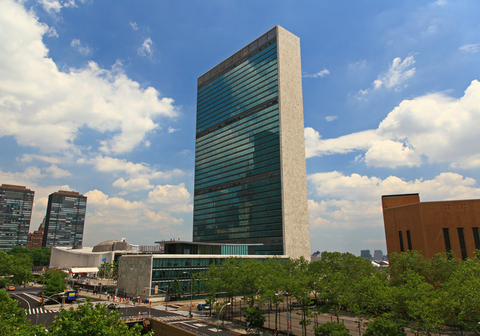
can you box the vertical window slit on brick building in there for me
[398,231,405,252]
[406,230,412,250]
[457,227,467,260]
[473,227,480,251]
[443,228,451,253]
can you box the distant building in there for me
[0,184,34,251]
[42,190,87,248]
[311,251,321,262]
[383,193,480,260]
[193,26,310,259]
[360,249,372,260]
[27,217,45,249]
[373,250,383,261]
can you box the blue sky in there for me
[1,0,480,256]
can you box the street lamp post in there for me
[283,292,291,336]
[217,302,231,336]
[183,272,193,318]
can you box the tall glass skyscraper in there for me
[193,26,310,260]
[42,190,87,248]
[0,184,34,251]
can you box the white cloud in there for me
[168,127,179,133]
[325,116,338,122]
[0,1,177,155]
[308,171,480,229]
[71,39,92,55]
[307,80,480,168]
[19,154,65,164]
[38,0,80,15]
[459,44,479,54]
[112,177,153,191]
[138,37,153,57]
[303,69,330,78]
[129,21,138,30]
[373,55,416,90]
[90,156,184,180]
[147,183,193,212]
[359,56,416,96]
[45,164,72,178]
[84,189,185,239]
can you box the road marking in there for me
[23,293,42,302]
[12,293,31,311]
[25,308,58,315]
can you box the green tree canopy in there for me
[43,269,68,296]
[47,298,152,336]
[314,322,349,336]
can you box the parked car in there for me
[197,303,211,310]
[107,303,120,309]
[8,285,15,291]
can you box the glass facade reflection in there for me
[0,184,34,251]
[193,28,284,255]
[42,190,87,248]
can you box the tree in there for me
[0,289,45,336]
[244,306,266,331]
[47,298,152,336]
[313,322,349,336]
[258,258,285,332]
[43,269,68,296]
[0,251,33,287]
[363,316,407,336]
[99,261,113,279]
[7,246,50,266]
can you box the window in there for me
[473,227,480,251]
[457,228,467,260]
[398,231,404,252]
[443,228,451,253]
[406,230,412,250]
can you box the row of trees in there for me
[7,246,51,267]
[0,290,150,336]
[199,251,480,336]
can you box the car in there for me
[8,285,15,291]
[197,303,211,310]
[107,303,120,309]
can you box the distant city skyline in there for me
[1,0,480,255]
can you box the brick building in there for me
[382,193,480,260]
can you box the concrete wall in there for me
[117,255,153,299]
[149,319,195,336]
[49,247,113,268]
[277,26,310,260]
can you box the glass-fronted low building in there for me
[193,26,310,260]
[0,184,34,251]
[117,241,287,300]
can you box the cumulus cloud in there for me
[45,164,72,178]
[39,0,81,15]
[0,1,177,155]
[459,44,479,54]
[306,80,480,168]
[325,116,338,122]
[168,127,179,133]
[112,177,153,191]
[84,189,186,239]
[91,156,184,178]
[359,55,416,96]
[147,183,193,212]
[71,39,92,55]
[138,37,153,57]
[303,69,330,78]
[308,171,480,229]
